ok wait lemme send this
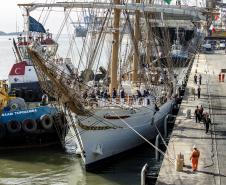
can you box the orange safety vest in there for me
[191,149,200,159]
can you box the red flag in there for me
[215,15,219,21]
[9,62,26,76]
[209,24,216,33]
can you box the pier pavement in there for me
[156,52,226,185]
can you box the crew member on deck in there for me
[112,88,117,104]
[41,94,49,106]
[136,89,142,105]
[120,87,125,105]
[103,90,108,106]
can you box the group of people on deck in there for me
[194,105,211,133]
[82,85,163,107]
[112,88,155,106]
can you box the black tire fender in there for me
[7,120,21,133]
[22,119,37,133]
[40,114,53,130]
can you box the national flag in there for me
[9,62,26,76]
[163,0,172,4]
[29,16,46,33]
[215,15,219,21]
[209,24,216,33]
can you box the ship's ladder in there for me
[65,108,85,153]
[52,112,68,146]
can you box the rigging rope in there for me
[111,111,175,164]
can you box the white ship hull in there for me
[77,100,175,169]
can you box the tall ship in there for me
[17,1,204,169]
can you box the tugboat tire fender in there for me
[0,124,6,138]
[40,114,53,130]
[22,119,37,133]
[7,120,21,133]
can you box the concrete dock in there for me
[156,52,226,185]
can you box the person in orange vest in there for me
[190,145,200,171]
[222,73,225,82]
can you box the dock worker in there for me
[194,106,200,123]
[199,74,202,85]
[199,105,204,121]
[197,86,201,99]
[191,87,195,100]
[190,145,200,171]
[194,74,197,84]
[203,113,211,134]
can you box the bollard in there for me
[141,163,149,185]
[186,109,191,119]
[164,115,169,138]
[155,134,160,161]
[175,153,184,172]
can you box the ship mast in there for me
[132,0,140,83]
[109,0,121,94]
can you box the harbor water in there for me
[0,35,170,185]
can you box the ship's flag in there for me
[214,15,219,21]
[29,16,46,33]
[9,62,26,76]
[164,0,172,4]
[209,24,216,33]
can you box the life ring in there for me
[7,120,21,133]
[22,119,37,133]
[0,124,6,139]
[40,114,53,130]
[10,103,18,110]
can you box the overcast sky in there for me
[0,0,69,33]
[0,0,219,33]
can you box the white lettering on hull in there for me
[1,109,38,117]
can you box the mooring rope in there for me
[111,111,175,164]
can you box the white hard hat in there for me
[193,145,197,149]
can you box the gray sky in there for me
[0,0,69,33]
[0,0,220,33]
[0,1,22,32]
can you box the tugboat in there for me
[0,80,68,149]
[8,16,76,102]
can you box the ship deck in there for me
[156,51,226,184]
